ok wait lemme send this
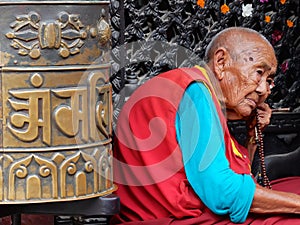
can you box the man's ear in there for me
[213,47,229,80]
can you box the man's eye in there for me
[257,70,263,75]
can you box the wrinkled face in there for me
[220,39,277,119]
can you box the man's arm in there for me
[178,82,300,221]
[251,184,300,214]
[176,82,255,223]
[244,102,300,214]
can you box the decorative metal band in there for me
[5,10,111,59]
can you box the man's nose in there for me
[256,79,268,96]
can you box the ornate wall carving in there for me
[110,0,300,119]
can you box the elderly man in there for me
[111,27,300,224]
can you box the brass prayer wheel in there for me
[0,0,116,203]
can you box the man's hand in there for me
[245,103,272,162]
[246,102,272,137]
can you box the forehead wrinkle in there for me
[238,47,277,68]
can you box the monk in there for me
[111,27,300,224]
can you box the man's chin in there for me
[226,108,252,120]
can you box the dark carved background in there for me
[110,0,300,121]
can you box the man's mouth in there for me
[246,98,257,108]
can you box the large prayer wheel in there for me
[0,0,116,203]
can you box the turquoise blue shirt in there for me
[175,82,255,223]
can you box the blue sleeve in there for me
[175,82,256,223]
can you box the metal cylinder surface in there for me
[0,0,115,203]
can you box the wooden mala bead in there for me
[255,111,272,189]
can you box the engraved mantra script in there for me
[7,72,111,145]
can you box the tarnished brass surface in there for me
[0,1,115,203]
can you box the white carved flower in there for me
[242,4,253,17]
